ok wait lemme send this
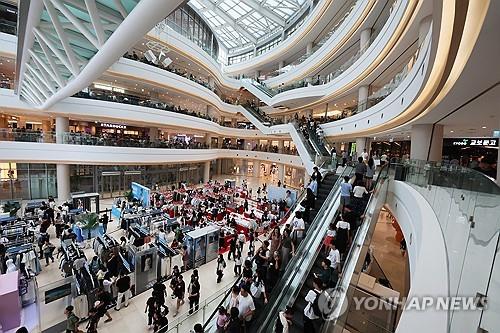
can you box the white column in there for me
[306,42,313,56]
[55,116,69,144]
[419,15,432,46]
[356,137,367,159]
[205,134,212,148]
[253,46,257,57]
[278,61,285,71]
[277,140,284,153]
[208,76,215,89]
[57,164,71,202]
[204,161,211,183]
[277,164,285,183]
[410,124,444,161]
[360,28,372,52]
[358,85,369,111]
[206,105,216,119]
[254,71,260,80]
[149,127,158,142]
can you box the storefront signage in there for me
[448,138,498,147]
[100,122,127,129]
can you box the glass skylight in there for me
[188,0,308,50]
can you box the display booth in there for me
[71,192,100,213]
[154,238,182,279]
[184,225,219,268]
[267,186,298,204]
[131,182,151,208]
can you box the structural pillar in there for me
[360,28,372,52]
[55,116,69,144]
[277,140,284,154]
[358,85,369,111]
[204,161,211,183]
[277,164,285,184]
[254,70,261,80]
[306,42,313,56]
[278,60,285,71]
[208,77,215,90]
[149,127,158,142]
[410,124,444,161]
[42,120,52,132]
[55,116,70,201]
[419,15,432,46]
[355,137,367,159]
[57,164,71,202]
[206,134,212,148]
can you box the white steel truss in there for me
[189,0,308,49]
[18,0,184,108]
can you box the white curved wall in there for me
[264,0,373,87]
[385,180,448,333]
[0,141,304,167]
[321,28,431,136]
[270,0,409,106]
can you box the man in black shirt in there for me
[115,273,131,310]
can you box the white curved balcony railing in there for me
[321,27,431,136]
[0,141,304,168]
[267,0,410,107]
[264,0,376,88]
[222,0,367,75]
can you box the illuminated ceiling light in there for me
[450,130,454,133]
[482,126,487,129]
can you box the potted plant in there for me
[78,212,101,240]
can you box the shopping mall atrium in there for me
[0,0,498,332]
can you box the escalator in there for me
[202,167,353,332]
[251,166,389,333]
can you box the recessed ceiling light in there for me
[482,126,487,129]
[450,130,454,133]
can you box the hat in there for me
[65,305,74,312]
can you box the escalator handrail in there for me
[252,167,354,332]
[319,165,390,332]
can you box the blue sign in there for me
[131,182,151,208]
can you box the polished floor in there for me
[13,174,281,333]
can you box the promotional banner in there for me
[267,186,298,204]
[131,182,151,208]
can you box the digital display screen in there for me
[45,283,72,304]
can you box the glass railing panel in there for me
[0,129,56,143]
[389,159,500,332]
[166,280,235,333]
[320,166,390,333]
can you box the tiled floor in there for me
[370,211,409,295]
[15,174,278,332]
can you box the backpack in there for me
[311,290,322,317]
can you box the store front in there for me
[68,121,149,139]
[0,163,57,200]
[371,140,411,159]
[442,138,498,167]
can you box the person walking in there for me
[152,280,168,315]
[234,251,242,276]
[64,305,80,333]
[228,234,237,261]
[86,307,99,333]
[354,157,367,182]
[188,274,201,314]
[42,239,55,266]
[145,295,158,329]
[100,213,109,234]
[173,275,185,317]
[114,273,131,310]
[216,254,226,283]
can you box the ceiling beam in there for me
[197,0,257,45]
[244,0,286,27]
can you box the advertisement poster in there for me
[131,182,151,208]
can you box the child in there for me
[234,251,242,276]
[323,222,336,254]
[216,306,228,332]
